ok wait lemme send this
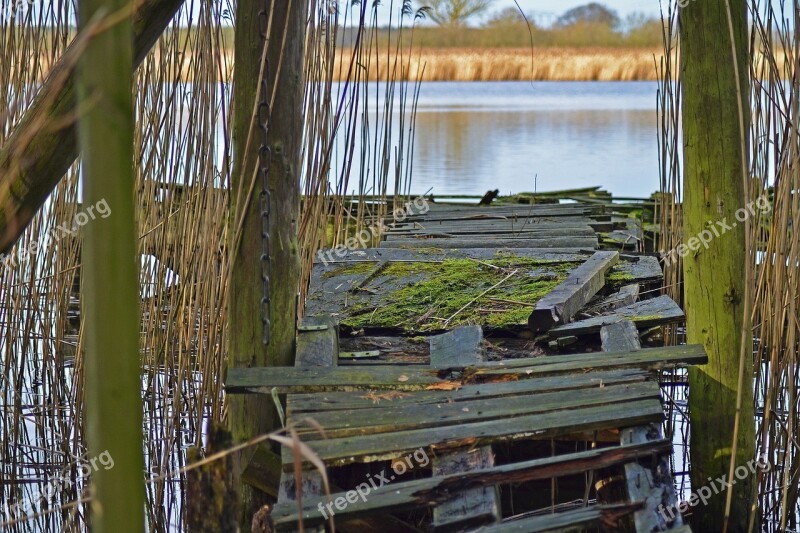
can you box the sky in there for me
[467,0,663,25]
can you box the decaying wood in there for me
[270,442,668,529]
[429,325,499,531]
[528,251,619,332]
[600,320,642,353]
[550,295,684,337]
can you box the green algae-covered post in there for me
[76,0,144,530]
[228,0,307,523]
[681,0,755,530]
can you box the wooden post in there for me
[76,0,143,530]
[681,1,755,530]
[0,0,183,254]
[228,0,306,523]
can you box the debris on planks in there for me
[528,251,619,333]
[549,295,684,337]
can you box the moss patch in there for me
[322,261,377,279]
[607,268,635,283]
[341,257,576,332]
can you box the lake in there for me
[387,81,661,199]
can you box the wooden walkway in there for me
[227,200,701,532]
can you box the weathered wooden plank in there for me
[474,503,643,532]
[281,399,664,468]
[529,251,619,332]
[429,326,484,368]
[384,227,597,239]
[270,441,672,529]
[387,219,600,232]
[609,256,663,287]
[620,425,686,532]
[549,295,684,337]
[287,369,652,414]
[226,344,707,393]
[380,237,598,250]
[590,284,640,314]
[600,321,642,353]
[295,316,339,367]
[428,325,499,530]
[293,383,660,440]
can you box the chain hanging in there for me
[257,7,272,346]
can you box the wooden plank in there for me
[384,227,597,239]
[528,251,619,332]
[589,284,640,314]
[428,325,499,531]
[287,369,652,413]
[281,399,664,468]
[275,315,339,532]
[429,326,484,368]
[549,295,684,337]
[380,237,598,250]
[225,344,708,393]
[474,503,643,532]
[293,383,660,440]
[270,440,672,529]
[600,321,642,353]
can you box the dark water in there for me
[407,81,660,199]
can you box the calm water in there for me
[406,81,660,199]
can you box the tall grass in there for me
[0,0,422,530]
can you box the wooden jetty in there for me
[227,199,701,532]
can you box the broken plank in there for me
[295,315,339,367]
[282,399,664,468]
[528,251,619,333]
[589,284,640,314]
[293,383,660,440]
[226,345,707,394]
[380,237,598,250]
[549,295,684,337]
[287,369,652,414]
[428,325,499,531]
[429,326,484,368]
[600,321,642,353]
[475,503,644,532]
[270,441,669,530]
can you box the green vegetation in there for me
[342,258,576,332]
[322,261,378,279]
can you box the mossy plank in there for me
[529,251,619,332]
[292,382,659,441]
[225,344,707,394]
[380,237,598,250]
[281,399,664,468]
[286,369,651,414]
[270,441,671,530]
[549,295,684,337]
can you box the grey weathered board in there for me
[226,345,708,394]
[428,326,500,530]
[528,251,618,332]
[380,237,599,249]
[549,295,684,337]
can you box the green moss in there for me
[342,257,576,332]
[322,261,378,279]
[607,269,635,283]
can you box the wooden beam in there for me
[428,326,498,531]
[529,251,619,332]
[549,295,684,337]
[225,344,708,393]
[0,0,184,253]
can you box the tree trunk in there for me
[228,0,305,524]
[77,0,144,530]
[0,0,183,254]
[681,1,755,531]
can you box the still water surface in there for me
[406,81,660,199]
